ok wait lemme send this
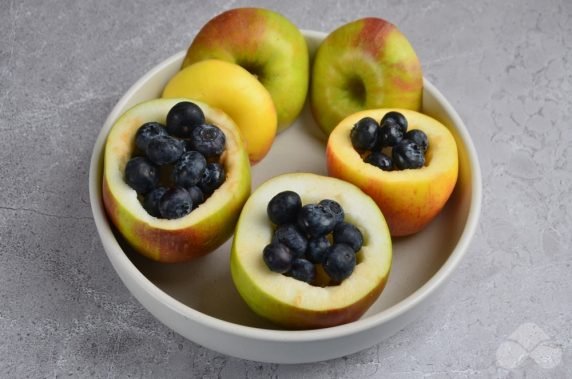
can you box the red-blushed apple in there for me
[231,173,392,329]
[182,7,309,132]
[162,59,277,164]
[311,18,423,135]
[103,98,251,262]
[327,109,458,237]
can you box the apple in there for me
[230,173,392,329]
[102,98,251,262]
[326,109,458,237]
[162,59,277,164]
[311,17,423,135]
[182,7,309,132]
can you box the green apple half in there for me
[103,98,251,263]
[182,7,309,132]
[311,17,423,135]
[231,173,392,329]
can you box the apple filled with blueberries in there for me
[102,98,251,262]
[231,173,392,329]
[327,109,458,236]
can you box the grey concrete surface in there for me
[1,0,571,377]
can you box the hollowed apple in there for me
[103,98,251,263]
[230,173,392,329]
[327,109,458,237]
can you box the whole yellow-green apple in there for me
[162,59,277,164]
[182,7,309,132]
[103,98,251,263]
[231,173,392,329]
[311,18,423,135]
[326,109,458,237]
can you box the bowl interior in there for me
[91,31,478,331]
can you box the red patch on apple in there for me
[355,17,395,58]
[194,8,265,53]
[390,62,423,92]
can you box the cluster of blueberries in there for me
[124,101,227,219]
[263,191,364,284]
[351,111,429,171]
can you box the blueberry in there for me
[272,224,308,258]
[288,258,315,284]
[135,122,167,151]
[297,204,337,237]
[199,162,225,195]
[378,119,404,147]
[172,151,207,187]
[405,129,429,153]
[267,191,302,226]
[306,236,331,264]
[333,222,363,252]
[319,199,344,226]
[381,111,408,134]
[350,117,379,151]
[124,156,159,194]
[393,139,425,170]
[323,244,356,283]
[158,187,193,219]
[263,242,294,274]
[186,186,204,209]
[189,124,226,157]
[166,101,205,138]
[183,139,194,153]
[364,151,393,171]
[142,186,168,217]
[146,135,184,165]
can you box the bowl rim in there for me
[89,29,482,343]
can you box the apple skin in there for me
[230,173,392,329]
[182,7,309,132]
[102,98,251,263]
[162,59,277,164]
[231,258,388,329]
[311,18,423,135]
[326,109,458,237]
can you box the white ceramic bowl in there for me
[89,30,482,363]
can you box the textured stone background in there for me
[1,0,571,377]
